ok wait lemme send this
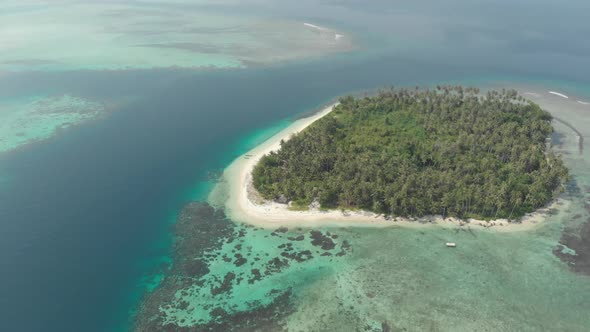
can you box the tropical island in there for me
[250,86,569,222]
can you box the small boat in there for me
[446,242,456,247]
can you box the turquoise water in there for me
[134,79,590,330]
[0,94,109,153]
[126,116,297,320]
[0,1,352,71]
[1,1,590,331]
[2,65,589,331]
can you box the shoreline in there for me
[210,93,571,232]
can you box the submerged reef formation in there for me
[0,94,107,153]
[553,185,590,276]
[0,1,353,71]
[133,202,352,331]
[554,218,590,275]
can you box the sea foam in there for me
[549,91,569,99]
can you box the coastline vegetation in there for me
[252,86,569,220]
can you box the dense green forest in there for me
[252,86,569,220]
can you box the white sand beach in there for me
[210,102,562,232]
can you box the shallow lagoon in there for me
[0,1,352,72]
[0,94,109,153]
[135,84,590,331]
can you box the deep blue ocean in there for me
[2,1,590,329]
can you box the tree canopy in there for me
[252,86,569,220]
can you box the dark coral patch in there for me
[281,250,313,262]
[554,217,590,276]
[310,230,336,250]
[265,257,290,275]
[270,226,289,237]
[195,290,294,332]
[248,269,263,284]
[287,235,305,241]
[234,253,247,267]
[211,272,236,296]
[182,259,210,277]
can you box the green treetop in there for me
[252,86,569,220]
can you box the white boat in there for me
[446,242,456,247]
